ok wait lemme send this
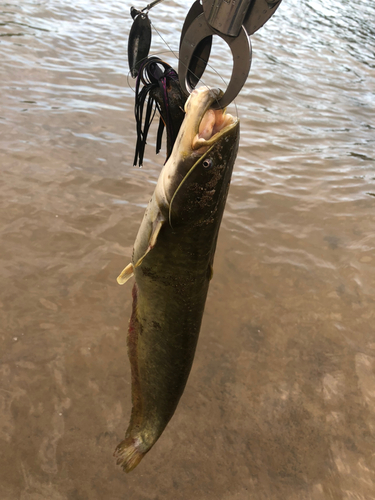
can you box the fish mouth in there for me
[155,87,239,211]
[184,88,238,152]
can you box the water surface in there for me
[1,0,375,498]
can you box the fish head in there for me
[156,86,239,227]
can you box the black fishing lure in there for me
[128,7,152,78]
[133,57,186,167]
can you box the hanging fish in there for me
[128,8,152,78]
[114,87,240,472]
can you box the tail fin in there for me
[114,436,145,473]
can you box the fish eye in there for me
[202,158,212,169]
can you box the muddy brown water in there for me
[1,0,375,498]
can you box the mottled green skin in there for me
[115,106,239,471]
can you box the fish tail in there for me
[114,436,145,473]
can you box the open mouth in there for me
[192,107,237,151]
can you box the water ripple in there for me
[1,0,375,497]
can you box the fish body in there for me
[115,87,239,472]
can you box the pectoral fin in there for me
[118,216,165,283]
[135,218,164,268]
[117,263,134,285]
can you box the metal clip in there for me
[178,5,251,109]
[178,0,282,108]
[203,0,253,37]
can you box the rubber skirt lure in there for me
[133,57,186,167]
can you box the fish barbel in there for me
[115,87,240,472]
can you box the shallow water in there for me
[1,0,375,498]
